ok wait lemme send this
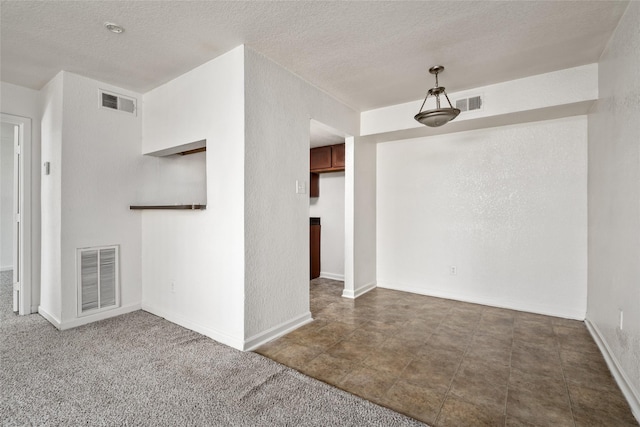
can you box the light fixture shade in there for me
[415,65,460,127]
[414,108,460,127]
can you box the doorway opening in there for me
[308,120,348,301]
[1,114,32,315]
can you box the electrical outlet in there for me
[450,266,457,275]
[170,282,175,294]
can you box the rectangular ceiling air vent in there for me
[456,95,483,113]
[100,90,137,115]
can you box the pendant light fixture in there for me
[414,65,460,127]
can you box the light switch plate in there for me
[296,180,307,194]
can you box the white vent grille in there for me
[456,98,468,112]
[456,95,483,113]
[100,90,136,115]
[468,95,482,111]
[77,245,119,316]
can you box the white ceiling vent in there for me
[100,90,136,115]
[456,95,483,113]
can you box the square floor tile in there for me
[337,364,398,400]
[436,396,506,427]
[379,379,446,424]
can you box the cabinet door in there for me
[310,173,319,198]
[310,224,321,279]
[332,143,345,168]
[310,146,332,171]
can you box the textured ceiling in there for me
[0,1,629,111]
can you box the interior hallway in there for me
[256,279,637,426]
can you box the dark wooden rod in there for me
[129,204,206,210]
[179,147,206,155]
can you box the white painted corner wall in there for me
[377,116,588,319]
[587,1,640,418]
[61,73,143,324]
[343,136,377,299]
[242,47,359,343]
[38,74,64,321]
[39,71,143,326]
[141,46,246,349]
[309,171,345,280]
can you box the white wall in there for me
[39,74,64,320]
[141,46,359,349]
[137,151,206,206]
[0,123,14,270]
[61,72,143,324]
[587,1,640,416]
[344,136,377,298]
[39,72,143,326]
[310,171,345,280]
[377,116,588,319]
[141,47,247,348]
[1,81,41,311]
[243,47,359,347]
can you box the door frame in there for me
[308,120,353,295]
[1,113,32,315]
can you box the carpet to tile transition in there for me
[0,284,425,426]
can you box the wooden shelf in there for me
[130,204,206,210]
[144,139,206,157]
[178,147,206,156]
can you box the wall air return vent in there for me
[77,245,120,316]
[100,90,137,115]
[455,95,483,113]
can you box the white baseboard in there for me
[585,319,640,423]
[320,272,345,281]
[342,281,376,299]
[243,312,313,351]
[38,305,62,328]
[376,281,585,320]
[0,266,13,272]
[39,303,142,330]
[30,305,39,314]
[141,303,244,350]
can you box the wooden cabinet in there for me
[310,173,319,198]
[310,146,332,171]
[331,143,345,168]
[310,218,321,279]
[310,143,345,173]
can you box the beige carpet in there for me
[0,283,425,426]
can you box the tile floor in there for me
[255,278,638,426]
